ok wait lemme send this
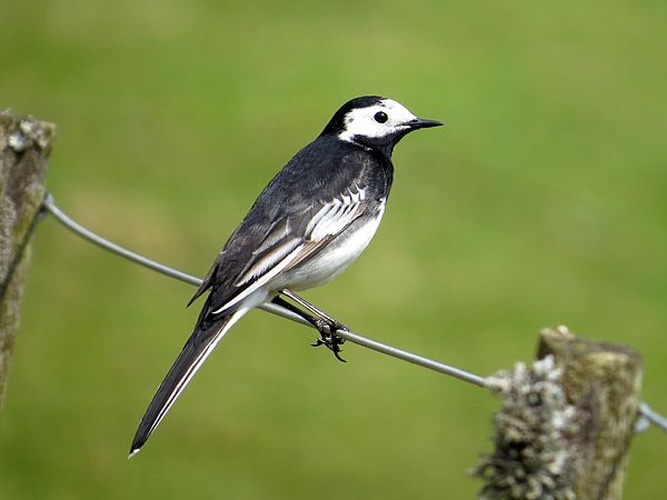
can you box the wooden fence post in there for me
[476,326,642,499]
[0,110,56,410]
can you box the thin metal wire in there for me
[639,402,667,432]
[41,194,487,388]
[42,194,201,287]
[40,193,666,428]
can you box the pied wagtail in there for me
[130,96,441,456]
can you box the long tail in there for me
[129,308,248,457]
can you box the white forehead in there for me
[339,99,418,141]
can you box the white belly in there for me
[277,201,385,291]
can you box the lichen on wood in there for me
[0,110,56,409]
[476,326,642,500]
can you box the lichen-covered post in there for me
[0,110,56,410]
[537,326,642,499]
[476,326,642,500]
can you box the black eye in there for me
[374,111,388,123]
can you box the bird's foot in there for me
[311,319,348,362]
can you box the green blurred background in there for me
[1,0,666,498]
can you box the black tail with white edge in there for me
[129,310,246,457]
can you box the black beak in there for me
[408,117,443,129]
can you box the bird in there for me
[129,95,442,456]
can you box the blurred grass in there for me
[1,0,666,498]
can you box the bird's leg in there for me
[273,290,348,362]
[270,295,347,362]
[277,289,349,340]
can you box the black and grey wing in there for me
[205,179,376,315]
[193,144,387,318]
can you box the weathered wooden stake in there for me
[0,110,56,410]
[537,326,642,499]
[476,326,642,500]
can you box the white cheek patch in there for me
[338,99,417,142]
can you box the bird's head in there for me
[321,96,442,156]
